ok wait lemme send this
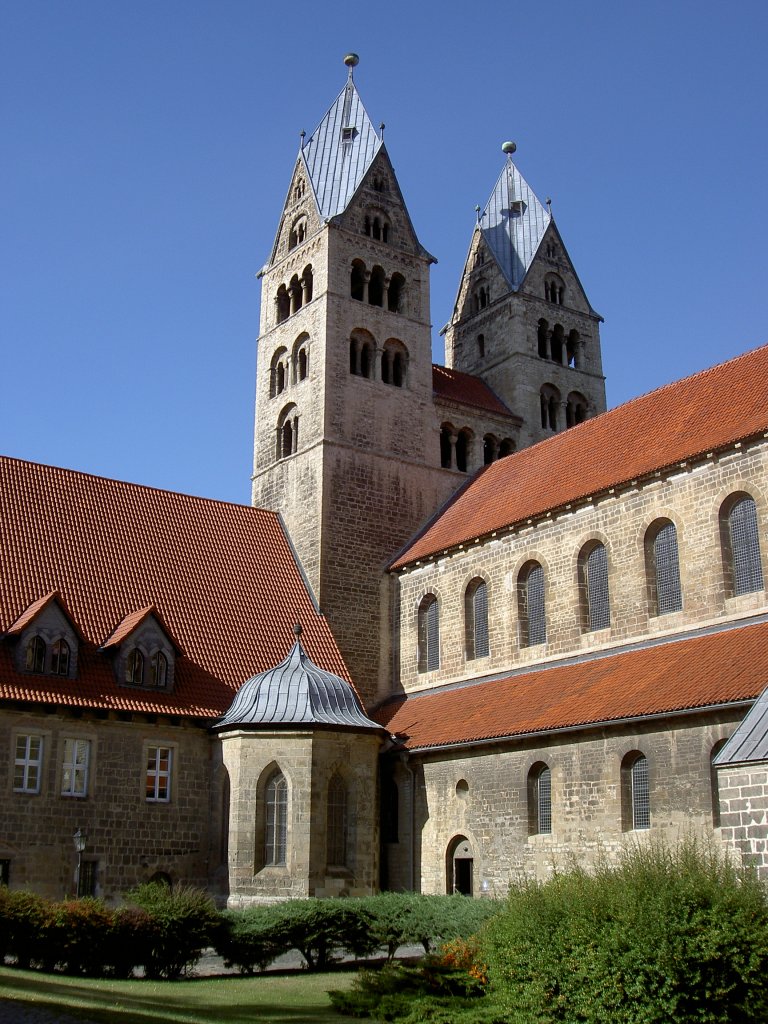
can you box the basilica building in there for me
[1,58,767,904]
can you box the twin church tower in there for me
[251,56,606,701]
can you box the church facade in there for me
[1,59,767,904]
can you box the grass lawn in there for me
[0,965,357,1024]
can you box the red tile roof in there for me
[0,457,349,718]
[432,365,514,418]
[396,345,768,568]
[374,620,768,749]
[101,605,182,653]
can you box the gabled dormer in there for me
[5,591,82,680]
[101,605,180,692]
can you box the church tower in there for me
[443,143,606,447]
[251,57,458,702]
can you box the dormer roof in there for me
[479,154,551,291]
[301,74,382,220]
[214,636,383,733]
[101,604,182,654]
[5,590,83,640]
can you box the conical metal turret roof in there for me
[213,632,383,732]
[480,152,551,291]
[300,61,382,219]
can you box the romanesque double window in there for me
[275,266,313,324]
[363,214,390,243]
[482,434,515,465]
[440,424,477,472]
[276,404,299,460]
[537,320,580,369]
[350,260,405,313]
[270,335,310,399]
[125,649,168,688]
[349,330,408,387]
[417,594,440,672]
[544,274,565,305]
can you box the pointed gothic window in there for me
[265,771,288,865]
[417,594,440,672]
[125,648,144,685]
[327,774,349,867]
[518,561,546,647]
[151,651,168,688]
[720,493,764,596]
[465,578,489,660]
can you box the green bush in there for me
[482,838,768,1024]
[1,889,53,969]
[44,898,115,975]
[268,898,379,970]
[126,882,219,979]
[106,905,157,978]
[214,904,294,974]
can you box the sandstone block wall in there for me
[716,762,768,879]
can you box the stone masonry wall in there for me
[394,441,768,694]
[395,710,740,896]
[0,708,213,901]
[716,762,768,879]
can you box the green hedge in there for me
[482,838,768,1024]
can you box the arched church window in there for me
[388,273,405,313]
[621,752,650,830]
[477,334,485,358]
[566,392,588,428]
[646,519,683,615]
[566,329,579,367]
[550,324,565,364]
[276,404,299,460]
[289,274,303,314]
[292,334,309,384]
[288,216,307,250]
[265,771,288,866]
[349,330,375,379]
[151,651,168,688]
[270,348,288,399]
[301,265,313,304]
[326,774,349,867]
[498,438,515,458]
[579,541,610,632]
[455,428,472,473]
[276,285,290,324]
[720,493,764,597]
[350,260,365,302]
[483,434,498,465]
[381,339,407,387]
[465,578,489,660]
[518,561,546,647]
[368,265,385,308]
[528,762,552,834]
[540,384,560,431]
[417,594,440,672]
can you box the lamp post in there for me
[72,829,86,897]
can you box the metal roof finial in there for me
[299,129,306,149]
[475,204,481,224]
[379,122,385,139]
[344,53,359,78]
[293,622,303,638]
[501,140,517,158]
[546,196,553,215]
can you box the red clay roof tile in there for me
[432,364,514,418]
[0,457,350,717]
[374,621,768,749]
[397,345,768,568]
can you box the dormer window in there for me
[25,636,46,673]
[126,649,144,685]
[51,639,70,676]
[341,126,356,143]
[152,651,168,688]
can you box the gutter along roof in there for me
[393,344,768,569]
[373,619,768,751]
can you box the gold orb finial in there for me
[501,141,517,155]
[344,53,360,68]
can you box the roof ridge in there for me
[0,454,275,516]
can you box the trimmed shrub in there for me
[106,905,158,978]
[482,838,768,1024]
[356,892,500,959]
[266,898,378,971]
[215,905,294,974]
[125,882,219,979]
[45,898,115,975]
[1,889,53,969]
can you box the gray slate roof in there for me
[214,639,383,731]
[480,156,551,291]
[302,75,382,219]
[713,686,768,765]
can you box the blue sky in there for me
[2,1,766,505]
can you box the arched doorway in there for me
[446,835,473,895]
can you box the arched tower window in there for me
[483,434,498,465]
[301,265,313,304]
[537,319,549,359]
[349,330,375,379]
[498,438,515,458]
[455,428,472,473]
[566,329,579,367]
[545,273,565,305]
[288,216,307,250]
[417,594,440,673]
[550,324,565,363]
[292,333,309,384]
[265,771,288,866]
[51,638,70,676]
[579,542,610,631]
[276,404,299,460]
[26,636,46,673]
[540,384,560,431]
[566,392,588,428]
[528,762,552,835]
[368,265,385,308]
[646,519,682,615]
[270,347,288,398]
[465,578,489,660]
[388,273,405,313]
[381,339,408,387]
[622,752,650,831]
[289,274,303,315]
[327,773,348,867]
[518,561,546,647]
[276,284,290,324]
[720,493,764,597]
[350,260,365,302]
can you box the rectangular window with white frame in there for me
[61,738,90,797]
[14,734,43,793]
[146,745,172,802]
